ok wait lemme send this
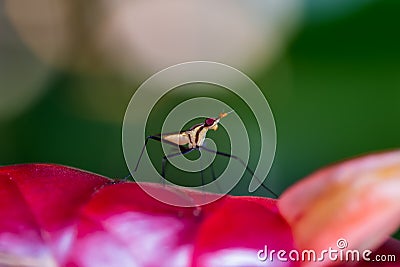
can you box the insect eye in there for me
[205,118,215,126]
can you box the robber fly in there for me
[127,111,278,198]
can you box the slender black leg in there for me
[199,146,279,198]
[200,169,205,189]
[210,163,216,180]
[197,149,207,203]
[135,136,163,172]
[161,148,194,185]
[198,149,205,190]
[209,163,222,193]
[123,135,163,181]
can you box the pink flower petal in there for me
[278,150,400,266]
[0,174,53,266]
[66,182,203,266]
[3,163,365,266]
[192,196,298,267]
[0,164,111,265]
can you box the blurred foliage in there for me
[0,0,399,237]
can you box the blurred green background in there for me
[0,0,399,237]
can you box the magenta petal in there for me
[66,183,204,267]
[192,196,299,267]
[0,164,301,266]
[0,164,111,265]
[0,174,54,266]
[0,164,111,231]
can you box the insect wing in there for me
[162,132,190,146]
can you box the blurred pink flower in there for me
[0,150,399,266]
[279,150,400,267]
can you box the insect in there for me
[128,111,278,198]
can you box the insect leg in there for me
[199,146,278,198]
[161,148,194,185]
[199,146,222,192]
[209,163,222,193]
[123,135,163,181]
[198,149,205,190]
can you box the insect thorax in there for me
[187,125,209,148]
